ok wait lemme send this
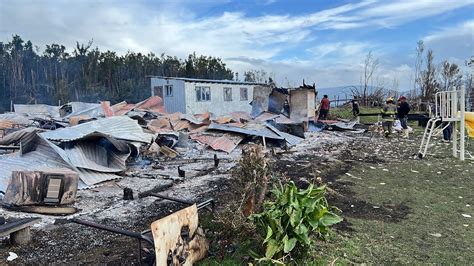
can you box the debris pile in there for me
[0,88,370,263]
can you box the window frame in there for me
[223,87,232,102]
[165,85,173,97]
[195,86,211,102]
[240,87,248,101]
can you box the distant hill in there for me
[317,85,410,102]
[317,85,366,101]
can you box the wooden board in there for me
[0,218,40,237]
[150,204,208,265]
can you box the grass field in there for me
[312,135,474,264]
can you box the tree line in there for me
[0,35,234,112]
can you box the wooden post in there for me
[11,227,31,245]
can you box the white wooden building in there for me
[149,76,268,115]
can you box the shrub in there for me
[251,181,342,261]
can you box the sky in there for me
[0,0,473,90]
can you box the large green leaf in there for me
[320,212,343,226]
[265,239,282,258]
[283,237,297,253]
[264,225,273,243]
[290,208,302,227]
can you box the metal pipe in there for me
[149,193,214,211]
[150,193,194,205]
[72,218,143,239]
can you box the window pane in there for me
[196,86,211,101]
[205,88,211,101]
[196,87,201,101]
[224,87,232,101]
[165,85,173,97]
[240,88,248,101]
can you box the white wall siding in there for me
[150,78,186,113]
[184,82,254,115]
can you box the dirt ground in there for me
[1,126,473,264]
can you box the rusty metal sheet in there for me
[213,116,233,124]
[207,123,283,140]
[181,112,210,125]
[0,119,15,129]
[111,102,135,116]
[134,96,165,113]
[172,120,191,131]
[148,118,173,134]
[190,133,243,153]
[229,111,252,122]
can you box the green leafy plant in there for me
[251,181,343,261]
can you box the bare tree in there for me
[466,56,474,111]
[388,78,400,99]
[421,49,439,102]
[363,51,379,105]
[439,60,462,91]
[243,69,269,83]
[413,40,424,98]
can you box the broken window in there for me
[165,85,173,97]
[223,87,232,101]
[240,87,248,101]
[196,87,211,102]
[154,86,163,97]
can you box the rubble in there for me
[0,86,380,263]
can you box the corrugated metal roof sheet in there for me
[207,123,284,140]
[265,123,304,146]
[0,137,71,191]
[14,104,60,118]
[0,120,15,129]
[65,102,104,118]
[190,133,244,153]
[254,112,280,122]
[0,130,133,189]
[147,76,268,86]
[40,116,153,143]
[0,113,32,125]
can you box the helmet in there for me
[399,96,407,100]
[386,97,394,102]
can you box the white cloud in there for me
[423,20,473,68]
[307,41,375,68]
[0,0,472,89]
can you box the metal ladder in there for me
[418,117,444,158]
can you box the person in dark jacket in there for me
[397,96,410,138]
[351,96,360,117]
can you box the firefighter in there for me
[381,97,397,137]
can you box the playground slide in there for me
[466,112,474,138]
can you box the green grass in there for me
[311,128,474,264]
[199,123,474,265]
[329,106,381,124]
